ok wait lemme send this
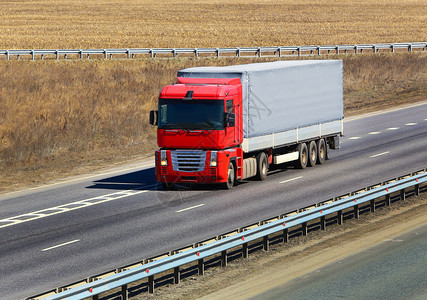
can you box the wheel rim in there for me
[320,143,325,159]
[262,159,267,175]
[311,146,316,161]
[227,164,234,186]
[302,149,307,164]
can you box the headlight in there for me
[210,151,218,167]
[160,150,168,166]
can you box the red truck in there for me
[150,61,343,189]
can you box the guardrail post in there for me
[6,50,9,60]
[391,44,395,53]
[104,50,107,59]
[150,49,154,58]
[174,267,180,284]
[236,48,240,57]
[198,258,205,275]
[127,49,130,59]
[216,48,220,58]
[263,235,269,250]
[336,46,339,54]
[121,284,128,300]
[148,275,154,293]
[337,210,343,225]
[17,54,20,60]
[297,47,301,57]
[92,294,99,300]
[373,45,377,53]
[354,46,358,54]
[283,228,289,242]
[320,216,326,230]
[173,49,177,58]
[31,50,35,61]
[258,47,261,58]
[408,44,412,52]
[385,194,391,206]
[195,48,199,58]
[354,205,359,219]
[242,242,248,258]
[221,250,227,267]
[278,47,282,57]
[400,189,406,201]
[317,46,321,56]
[64,54,67,59]
[370,200,375,212]
[302,222,308,236]
[415,184,420,196]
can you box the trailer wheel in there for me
[222,162,235,190]
[256,152,268,180]
[296,143,308,169]
[308,141,317,167]
[317,139,326,164]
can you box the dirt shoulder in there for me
[141,193,427,299]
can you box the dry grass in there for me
[0,0,426,50]
[0,53,426,192]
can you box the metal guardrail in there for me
[30,168,427,300]
[2,43,426,61]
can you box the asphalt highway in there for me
[255,224,427,300]
[1,101,427,299]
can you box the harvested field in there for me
[0,0,426,50]
[0,53,426,192]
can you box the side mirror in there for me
[149,110,158,125]
[225,112,235,127]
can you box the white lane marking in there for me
[0,163,155,198]
[280,176,303,184]
[370,151,390,158]
[405,123,417,126]
[349,136,362,140]
[368,131,381,135]
[42,239,80,252]
[0,185,155,229]
[387,127,400,130]
[176,204,205,213]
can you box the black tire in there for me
[317,139,326,164]
[256,152,268,180]
[308,140,317,167]
[296,143,308,169]
[222,162,235,190]
[161,182,175,190]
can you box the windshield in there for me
[158,99,225,130]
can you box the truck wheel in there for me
[256,152,268,180]
[222,162,235,190]
[296,143,308,169]
[308,141,317,167]
[317,139,326,164]
[162,182,175,190]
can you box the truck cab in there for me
[150,77,244,189]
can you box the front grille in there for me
[171,150,206,172]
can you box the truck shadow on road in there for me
[85,168,157,190]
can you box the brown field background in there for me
[0,0,426,50]
[0,0,426,191]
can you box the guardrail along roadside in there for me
[2,42,426,61]
[29,168,427,300]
